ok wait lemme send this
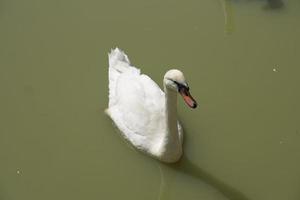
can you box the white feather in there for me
[106,48,189,163]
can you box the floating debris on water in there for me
[273,68,278,72]
[16,170,21,174]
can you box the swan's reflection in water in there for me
[157,155,250,200]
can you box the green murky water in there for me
[1,0,300,199]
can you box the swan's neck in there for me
[161,85,182,162]
[165,87,178,136]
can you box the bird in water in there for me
[105,48,197,163]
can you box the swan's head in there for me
[164,69,197,109]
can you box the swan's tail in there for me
[107,48,140,108]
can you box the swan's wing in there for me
[107,48,165,149]
[115,73,164,134]
[108,48,140,108]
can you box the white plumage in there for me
[106,48,197,163]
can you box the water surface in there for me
[0,0,300,199]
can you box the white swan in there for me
[105,48,197,163]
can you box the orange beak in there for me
[179,87,197,109]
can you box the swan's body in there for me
[106,48,197,163]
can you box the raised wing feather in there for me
[107,48,166,150]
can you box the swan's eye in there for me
[173,81,189,91]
